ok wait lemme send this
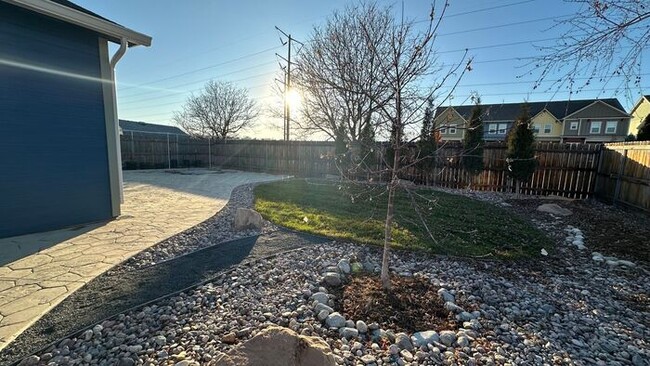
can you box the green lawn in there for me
[254,179,551,259]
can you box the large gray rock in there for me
[233,208,264,230]
[337,259,351,274]
[311,292,329,304]
[412,331,439,347]
[395,332,413,350]
[325,312,346,328]
[323,272,341,286]
[339,327,359,339]
[437,288,455,303]
[537,203,572,217]
[355,320,368,333]
[439,331,457,347]
[213,326,336,366]
[314,303,334,314]
[17,356,40,366]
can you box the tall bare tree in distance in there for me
[173,80,258,140]
[293,2,392,141]
[532,0,649,93]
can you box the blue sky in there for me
[75,0,649,139]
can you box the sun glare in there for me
[286,89,301,108]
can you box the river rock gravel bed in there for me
[24,238,648,366]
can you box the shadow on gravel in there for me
[1,229,329,365]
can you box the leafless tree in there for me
[367,2,475,289]
[532,0,649,93]
[318,1,472,290]
[293,2,392,141]
[173,80,259,140]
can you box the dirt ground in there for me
[506,198,650,264]
[334,275,457,334]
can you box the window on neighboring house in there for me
[498,123,508,134]
[532,125,540,134]
[544,124,552,134]
[605,121,617,134]
[570,121,579,131]
[440,125,447,134]
[488,124,497,134]
[590,121,602,134]
[448,124,457,134]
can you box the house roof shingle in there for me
[119,120,187,136]
[47,0,115,24]
[435,98,627,122]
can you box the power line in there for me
[119,61,276,101]
[443,0,537,19]
[117,1,545,96]
[438,14,571,37]
[119,72,276,110]
[118,56,646,112]
[119,45,282,92]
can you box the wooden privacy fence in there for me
[400,142,601,199]
[121,132,210,169]
[595,142,650,211]
[120,134,609,200]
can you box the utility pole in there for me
[275,26,302,141]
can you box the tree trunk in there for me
[381,79,402,291]
[381,151,399,290]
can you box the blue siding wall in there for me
[0,3,112,238]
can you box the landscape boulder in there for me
[323,272,342,286]
[412,331,439,347]
[213,326,336,366]
[536,203,572,217]
[233,208,264,231]
[325,312,346,328]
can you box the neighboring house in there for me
[120,120,188,136]
[0,0,151,238]
[628,95,650,137]
[433,98,630,144]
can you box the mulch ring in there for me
[332,274,457,334]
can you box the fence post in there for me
[166,133,171,169]
[613,148,628,204]
[130,131,135,162]
[593,144,605,197]
[208,138,212,169]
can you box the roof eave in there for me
[4,0,152,47]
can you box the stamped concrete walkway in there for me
[0,169,282,350]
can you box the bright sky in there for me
[74,0,649,140]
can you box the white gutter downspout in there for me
[109,38,128,203]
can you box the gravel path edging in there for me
[115,182,281,273]
[7,242,316,366]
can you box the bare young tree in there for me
[173,80,258,140]
[293,2,392,141]
[342,2,471,290]
[370,3,457,290]
[532,0,649,92]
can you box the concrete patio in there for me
[0,169,282,351]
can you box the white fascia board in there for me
[3,0,152,46]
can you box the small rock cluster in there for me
[565,225,586,250]
[592,252,637,268]
[307,258,481,365]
